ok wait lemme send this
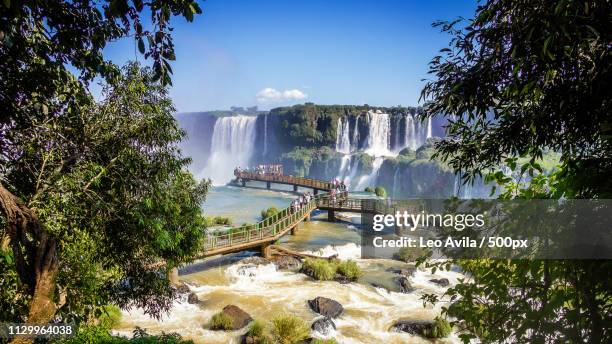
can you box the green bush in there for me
[374,186,387,198]
[424,317,452,338]
[247,320,265,337]
[311,339,338,344]
[271,314,310,344]
[336,260,362,280]
[210,312,233,330]
[302,258,336,281]
[98,304,122,329]
[260,206,279,220]
[53,326,194,343]
[203,216,232,227]
[364,187,374,193]
[393,247,427,262]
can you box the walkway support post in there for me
[293,185,298,192]
[314,189,319,195]
[290,224,298,235]
[168,267,180,286]
[241,180,246,187]
[328,210,335,222]
[261,243,272,259]
[266,181,271,189]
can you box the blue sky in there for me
[101,0,477,112]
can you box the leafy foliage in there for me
[336,260,362,280]
[203,216,232,227]
[364,187,374,193]
[374,186,387,198]
[260,207,280,220]
[271,314,310,344]
[419,0,612,342]
[423,317,452,338]
[54,326,194,344]
[302,258,336,281]
[0,63,209,323]
[210,312,233,331]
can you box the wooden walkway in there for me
[199,172,389,258]
[234,171,335,193]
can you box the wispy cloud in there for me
[256,87,308,103]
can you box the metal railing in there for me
[204,192,354,252]
[235,171,336,191]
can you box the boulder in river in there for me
[429,278,450,287]
[273,255,302,271]
[308,297,344,318]
[187,292,199,304]
[387,266,416,277]
[311,317,336,336]
[239,256,270,265]
[396,276,415,293]
[222,305,253,330]
[391,320,435,335]
[175,283,190,294]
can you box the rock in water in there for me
[187,292,199,304]
[392,320,435,335]
[274,255,302,271]
[222,305,253,330]
[429,278,450,287]
[175,283,190,294]
[311,317,336,336]
[308,297,344,318]
[239,256,270,265]
[396,276,415,293]
[386,266,417,277]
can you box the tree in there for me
[0,62,209,336]
[419,0,611,343]
[1,1,204,334]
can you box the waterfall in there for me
[262,114,268,156]
[200,115,257,185]
[426,116,432,139]
[392,167,401,199]
[352,115,360,150]
[355,157,384,190]
[335,117,351,154]
[364,111,393,157]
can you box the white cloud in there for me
[256,87,308,103]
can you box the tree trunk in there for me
[0,185,59,344]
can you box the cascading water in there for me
[364,111,393,157]
[391,167,401,199]
[200,115,257,185]
[262,114,268,157]
[335,117,351,154]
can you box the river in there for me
[115,183,463,343]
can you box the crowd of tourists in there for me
[290,192,314,213]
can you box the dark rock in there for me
[187,292,199,304]
[387,266,416,277]
[371,283,390,292]
[311,317,336,336]
[429,278,450,287]
[239,256,270,265]
[175,283,190,294]
[236,264,259,277]
[242,335,257,344]
[274,255,302,271]
[334,275,351,284]
[308,297,344,318]
[391,320,435,335]
[396,276,415,293]
[222,305,253,330]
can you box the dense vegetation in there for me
[301,258,362,281]
[420,0,611,342]
[0,1,205,342]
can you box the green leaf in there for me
[137,38,145,54]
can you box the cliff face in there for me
[175,104,460,197]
